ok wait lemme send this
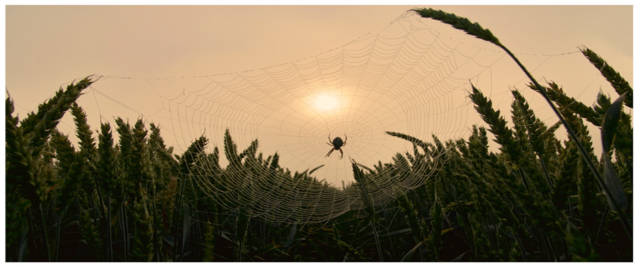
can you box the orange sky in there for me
[5,5,634,186]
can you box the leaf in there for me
[380,227,412,237]
[601,93,626,153]
[602,153,628,211]
[440,227,455,235]
[401,239,426,261]
[355,163,374,174]
[308,164,325,175]
[451,250,469,261]
[284,223,297,248]
[600,93,628,211]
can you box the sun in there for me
[312,92,341,112]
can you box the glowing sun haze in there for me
[311,92,341,113]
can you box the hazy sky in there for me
[5,5,633,186]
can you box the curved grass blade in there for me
[600,93,628,211]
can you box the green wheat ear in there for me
[411,8,501,46]
[580,47,633,108]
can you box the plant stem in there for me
[39,203,52,260]
[107,196,113,261]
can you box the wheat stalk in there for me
[412,7,631,237]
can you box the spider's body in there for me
[326,135,347,159]
[331,137,344,148]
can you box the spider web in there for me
[85,11,578,224]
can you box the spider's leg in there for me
[328,135,332,144]
[327,142,333,146]
[339,148,344,159]
[343,135,347,146]
[326,148,334,157]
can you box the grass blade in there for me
[600,93,628,211]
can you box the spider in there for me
[326,134,347,159]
